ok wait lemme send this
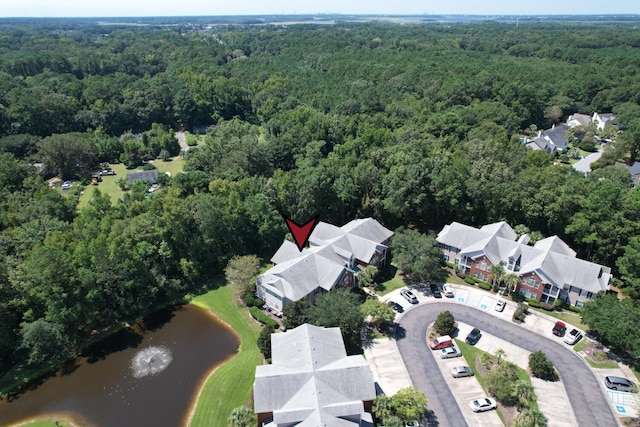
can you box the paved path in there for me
[175,131,190,152]
[365,284,621,427]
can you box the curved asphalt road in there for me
[396,303,618,427]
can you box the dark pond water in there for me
[1,304,239,427]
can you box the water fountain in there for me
[130,345,173,378]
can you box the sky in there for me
[1,0,640,18]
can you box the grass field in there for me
[188,285,262,427]
[76,156,185,210]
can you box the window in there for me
[576,300,585,308]
[534,282,540,289]
[579,288,589,298]
[587,292,593,299]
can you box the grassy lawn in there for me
[374,264,409,295]
[188,284,262,427]
[446,273,468,286]
[76,156,185,210]
[584,358,619,369]
[14,418,73,427]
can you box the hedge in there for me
[445,261,456,269]
[478,282,492,290]
[526,298,541,308]
[249,307,278,329]
[464,276,476,285]
[567,305,583,313]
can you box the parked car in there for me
[451,366,474,378]
[429,335,453,350]
[388,301,404,313]
[404,421,419,427]
[470,397,497,412]
[443,284,454,298]
[605,376,637,392]
[61,182,72,190]
[430,283,442,298]
[400,289,418,304]
[100,169,116,176]
[440,346,462,359]
[552,321,567,337]
[466,328,482,345]
[494,300,506,312]
[564,328,583,345]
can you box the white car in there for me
[470,397,497,412]
[400,289,418,304]
[61,182,72,190]
[564,328,583,345]
[443,284,454,297]
[494,300,506,312]
[440,346,462,359]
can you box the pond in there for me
[1,304,239,427]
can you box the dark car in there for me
[552,321,566,337]
[388,301,404,313]
[430,283,442,298]
[466,328,482,345]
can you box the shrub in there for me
[249,307,278,329]
[529,351,559,381]
[445,261,455,269]
[257,326,272,359]
[526,298,541,308]
[141,162,157,170]
[478,282,492,291]
[486,361,520,405]
[511,292,525,303]
[540,302,554,311]
[567,305,583,313]
[464,276,476,285]
[513,302,529,322]
[434,311,456,336]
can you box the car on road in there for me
[494,299,506,312]
[430,283,442,298]
[388,301,404,313]
[605,376,637,392]
[400,289,418,304]
[552,321,567,337]
[443,284,454,297]
[564,328,583,345]
[440,346,462,359]
[451,366,474,378]
[466,328,482,345]
[470,397,497,412]
[429,335,453,350]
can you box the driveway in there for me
[396,303,618,427]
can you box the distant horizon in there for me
[2,0,640,18]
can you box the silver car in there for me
[470,397,497,412]
[400,289,418,304]
[451,366,474,378]
[440,346,462,359]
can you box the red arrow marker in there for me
[282,214,320,252]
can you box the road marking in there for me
[456,290,469,304]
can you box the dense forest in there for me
[2,20,640,384]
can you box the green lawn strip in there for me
[529,308,587,331]
[375,265,410,295]
[16,420,71,427]
[573,339,585,353]
[446,274,468,286]
[583,358,619,369]
[188,285,262,427]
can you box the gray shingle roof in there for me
[438,222,611,294]
[254,324,376,426]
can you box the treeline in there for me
[3,21,640,380]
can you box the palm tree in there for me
[504,273,520,294]
[515,379,535,410]
[490,264,505,290]
[513,408,547,427]
[228,405,256,427]
[494,348,507,366]
[372,394,394,423]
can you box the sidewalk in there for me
[365,282,624,426]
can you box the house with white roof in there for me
[253,323,376,427]
[592,112,616,131]
[437,221,611,307]
[257,218,393,312]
